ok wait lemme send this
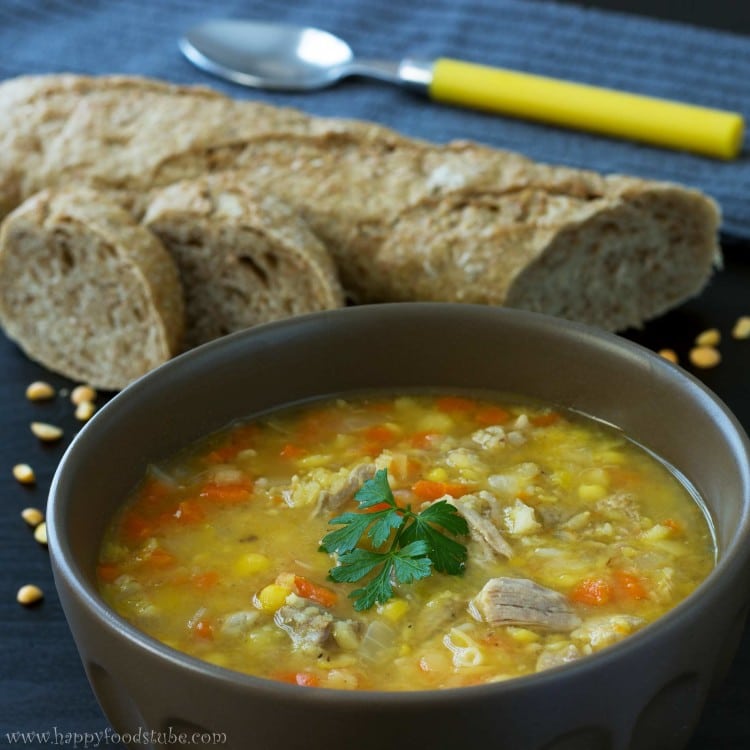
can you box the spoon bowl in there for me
[181,20,360,91]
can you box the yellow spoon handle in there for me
[429,57,744,159]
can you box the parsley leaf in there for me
[399,500,469,574]
[320,469,468,610]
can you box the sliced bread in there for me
[143,175,344,348]
[0,187,184,389]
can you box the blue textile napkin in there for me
[0,0,748,236]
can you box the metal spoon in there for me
[179,19,743,159]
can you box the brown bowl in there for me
[48,303,750,750]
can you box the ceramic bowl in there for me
[48,304,750,750]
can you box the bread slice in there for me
[143,175,344,347]
[0,187,184,389]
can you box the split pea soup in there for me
[98,393,715,690]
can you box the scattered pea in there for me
[732,316,750,340]
[695,328,721,347]
[12,463,36,485]
[21,507,44,527]
[30,421,63,442]
[17,584,44,606]
[657,349,678,364]
[34,521,48,546]
[25,381,55,401]
[71,384,97,405]
[75,401,96,422]
[689,346,721,369]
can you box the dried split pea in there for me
[689,346,721,369]
[12,463,36,485]
[30,422,63,442]
[34,521,48,546]
[732,316,750,340]
[695,328,721,347]
[75,401,96,422]
[21,507,44,527]
[17,584,43,606]
[71,384,97,405]
[657,349,678,364]
[25,381,55,401]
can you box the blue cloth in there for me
[1,0,748,236]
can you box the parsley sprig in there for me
[320,469,469,611]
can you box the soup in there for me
[98,393,714,690]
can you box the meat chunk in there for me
[274,594,361,655]
[452,493,513,559]
[274,593,336,652]
[314,462,377,515]
[471,577,581,632]
[536,643,581,672]
[571,614,645,651]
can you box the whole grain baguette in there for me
[143,175,344,348]
[0,74,721,333]
[0,187,184,390]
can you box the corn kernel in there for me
[506,627,540,644]
[578,484,607,502]
[256,584,291,613]
[426,467,448,482]
[233,553,271,576]
[378,598,409,623]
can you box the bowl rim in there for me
[48,303,750,705]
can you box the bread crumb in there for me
[689,346,721,369]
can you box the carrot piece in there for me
[173,500,206,523]
[139,477,172,503]
[199,481,253,504]
[436,396,476,413]
[294,672,321,687]
[410,431,438,449]
[280,443,308,459]
[411,479,473,501]
[531,412,561,427]
[475,405,511,426]
[570,577,613,606]
[613,570,649,601]
[192,571,220,589]
[364,502,393,513]
[145,547,176,569]
[120,512,153,541]
[193,620,214,640]
[662,518,684,535]
[294,576,338,608]
[97,563,121,583]
[273,671,321,687]
[363,425,397,446]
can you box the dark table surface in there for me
[1,1,749,748]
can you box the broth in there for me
[98,393,714,690]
